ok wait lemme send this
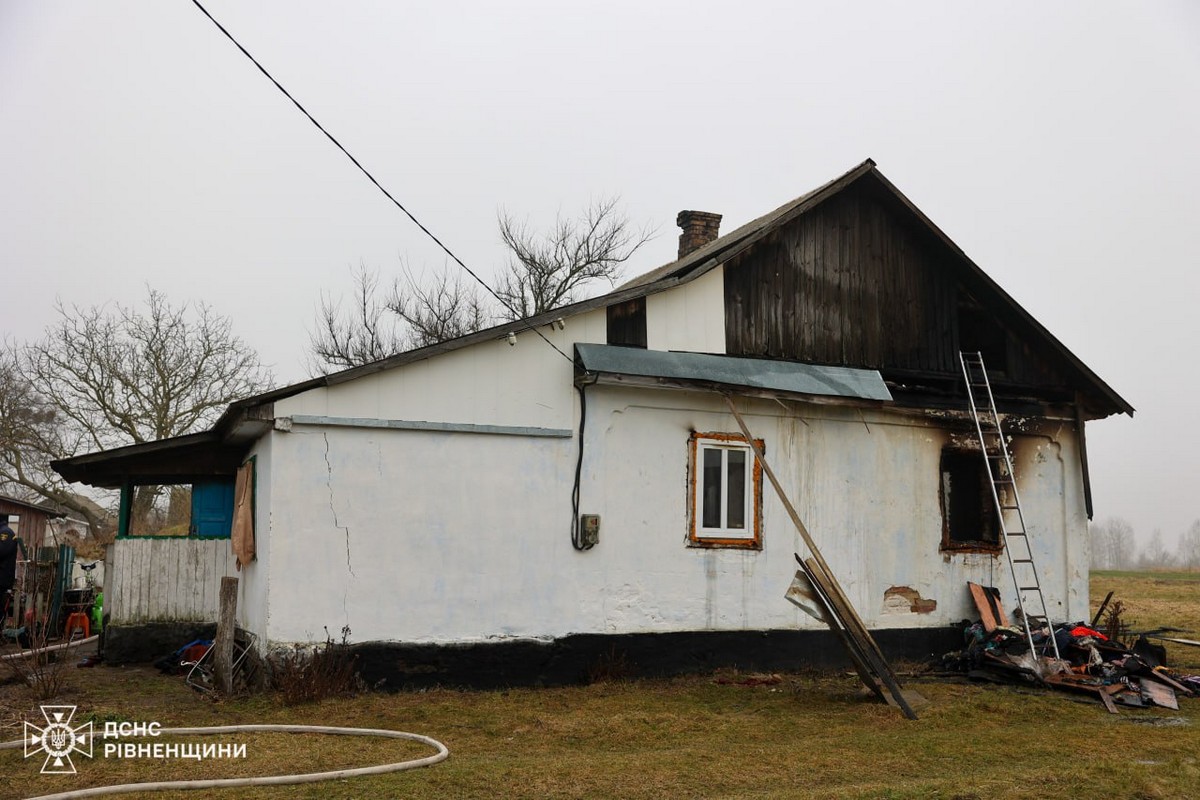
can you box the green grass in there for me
[3,571,1200,799]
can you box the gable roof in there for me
[0,493,65,519]
[619,159,880,292]
[289,157,1130,415]
[53,160,1131,487]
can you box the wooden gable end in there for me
[722,176,1073,403]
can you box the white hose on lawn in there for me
[0,724,449,799]
[0,635,99,662]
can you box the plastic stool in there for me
[64,612,90,640]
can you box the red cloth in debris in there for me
[1069,625,1108,641]
[181,643,210,663]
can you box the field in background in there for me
[1,571,1198,799]
[1090,570,1200,672]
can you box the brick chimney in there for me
[676,210,722,259]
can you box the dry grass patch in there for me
[1,571,1199,799]
[1091,569,1200,671]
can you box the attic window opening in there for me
[939,449,1000,552]
[689,433,762,549]
[606,298,647,348]
[957,298,1008,373]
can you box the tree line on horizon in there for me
[1089,517,1200,571]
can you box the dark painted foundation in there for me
[104,623,217,665]
[103,623,961,691]
[354,626,962,691]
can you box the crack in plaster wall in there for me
[322,432,355,578]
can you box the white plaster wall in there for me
[257,383,1089,645]
[579,391,1088,633]
[645,266,726,354]
[262,424,583,643]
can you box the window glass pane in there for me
[702,448,722,529]
[727,449,746,529]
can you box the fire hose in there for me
[0,724,448,799]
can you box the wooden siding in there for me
[108,538,237,624]
[0,499,50,552]
[606,297,647,348]
[723,181,1069,391]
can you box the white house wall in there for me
[253,382,1088,647]
[644,266,726,354]
[274,307,609,430]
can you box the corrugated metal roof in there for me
[575,344,893,402]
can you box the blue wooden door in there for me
[191,480,235,538]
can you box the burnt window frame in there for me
[688,432,764,550]
[938,448,1002,554]
[957,294,1009,374]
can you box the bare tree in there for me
[309,266,489,374]
[1178,520,1200,571]
[309,266,408,372]
[4,289,272,532]
[0,346,82,508]
[387,269,489,349]
[308,198,653,371]
[1138,528,1176,570]
[495,197,655,320]
[1089,516,1136,570]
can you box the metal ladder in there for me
[959,351,1061,662]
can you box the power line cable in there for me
[189,0,575,365]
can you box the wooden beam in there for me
[214,576,238,695]
[723,394,918,719]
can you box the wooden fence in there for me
[107,538,238,624]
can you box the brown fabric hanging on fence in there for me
[231,460,255,570]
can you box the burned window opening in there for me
[940,449,1001,552]
[957,295,1008,374]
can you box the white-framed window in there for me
[688,432,763,549]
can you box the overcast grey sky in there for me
[2,1,1198,547]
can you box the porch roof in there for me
[575,344,893,403]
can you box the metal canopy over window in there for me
[575,343,893,403]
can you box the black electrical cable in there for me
[189,0,574,366]
[570,377,598,550]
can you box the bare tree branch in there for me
[495,197,655,320]
[306,198,654,370]
[308,265,407,373]
[386,267,489,349]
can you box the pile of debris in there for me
[936,584,1199,714]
